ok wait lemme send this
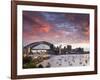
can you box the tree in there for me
[23,56,32,64]
[38,64,43,68]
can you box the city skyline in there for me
[23,11,90,49]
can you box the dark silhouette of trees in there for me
[23,56,32,64]
[38,64,43,68]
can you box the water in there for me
[37,54,90,68]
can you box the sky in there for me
[23,11,90,49]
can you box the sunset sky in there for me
[23,11,90,49]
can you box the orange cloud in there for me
[83,27,89,36]
[41,26,50,33]
[83,31,89,36]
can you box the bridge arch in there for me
[23,41,54,56]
